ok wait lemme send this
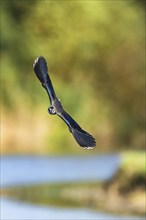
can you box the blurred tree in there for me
[1,1,145,153]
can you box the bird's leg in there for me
[48,105,56,115]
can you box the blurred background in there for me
[1,0,145,154]
[1,1,145,219]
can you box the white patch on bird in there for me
[33,57,39,68]
[52,108,56,114]
[84,146,95,150]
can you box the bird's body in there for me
[33,56,96,149]
[52,99,64,114]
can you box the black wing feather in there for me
[72,129,96,149]
[58,111,96,149]
[33,56,56,103]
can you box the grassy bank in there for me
[2,151,145,216]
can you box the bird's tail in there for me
[71,128,96,149]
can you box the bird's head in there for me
[48,106,56,115]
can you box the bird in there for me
[33,56,96,149]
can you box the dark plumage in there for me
[33,56,96,149]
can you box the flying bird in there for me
[33,56,96,149]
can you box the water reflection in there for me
[1,155,145,220]
[1,198,144,220]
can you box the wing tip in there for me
[33,56,45,68]
[33,56,49,84]
[71,128,96,149]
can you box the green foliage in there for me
[121,151,146,177]
[1,1,145,153]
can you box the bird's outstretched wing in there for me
[33,56,96,149]
[58,111,96,149]
[33,56,56,103]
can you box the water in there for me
[1,198,143,220]
[1,155,144,220]
[1,154,120,187]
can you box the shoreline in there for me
[1,151,145,216]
